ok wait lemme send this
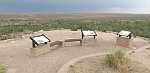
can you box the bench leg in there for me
[32,42,36,48]
[94,36,96,39]
[119,35,121,37]
[129,35,132,39]
[82,35,84,39]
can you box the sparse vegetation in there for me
[0,14,150,40]
[104,50,129,73]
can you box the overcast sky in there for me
[0,0,150,14]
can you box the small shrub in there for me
[104,50,129,73]
[105,54,115,67]
[70,26,78,31]
[71,28,78,31]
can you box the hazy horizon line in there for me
[1,11,150,15]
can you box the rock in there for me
[132,51,135,53]
[146,47,150,50]
[133,47,137,50]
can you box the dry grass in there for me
[104,50,129,73]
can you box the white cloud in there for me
[103,7,150,14]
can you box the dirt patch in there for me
[130,45,150,69]
[68,55,150,73]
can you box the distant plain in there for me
[0,13,150,40]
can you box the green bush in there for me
[104,50,129,73]
[0,19,150,40]
[105,54,115,67]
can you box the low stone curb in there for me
[57,53,108,73]
[57,45,150,73]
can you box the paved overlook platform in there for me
[0,30,149,73]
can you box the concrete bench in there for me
[50,41,63,47]
[64,39,82,45]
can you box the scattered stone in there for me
[132,47,137,50]
[129,50,136,55]
[132,51,135,53]
[70,65,74,68]
[146,47,150,50]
